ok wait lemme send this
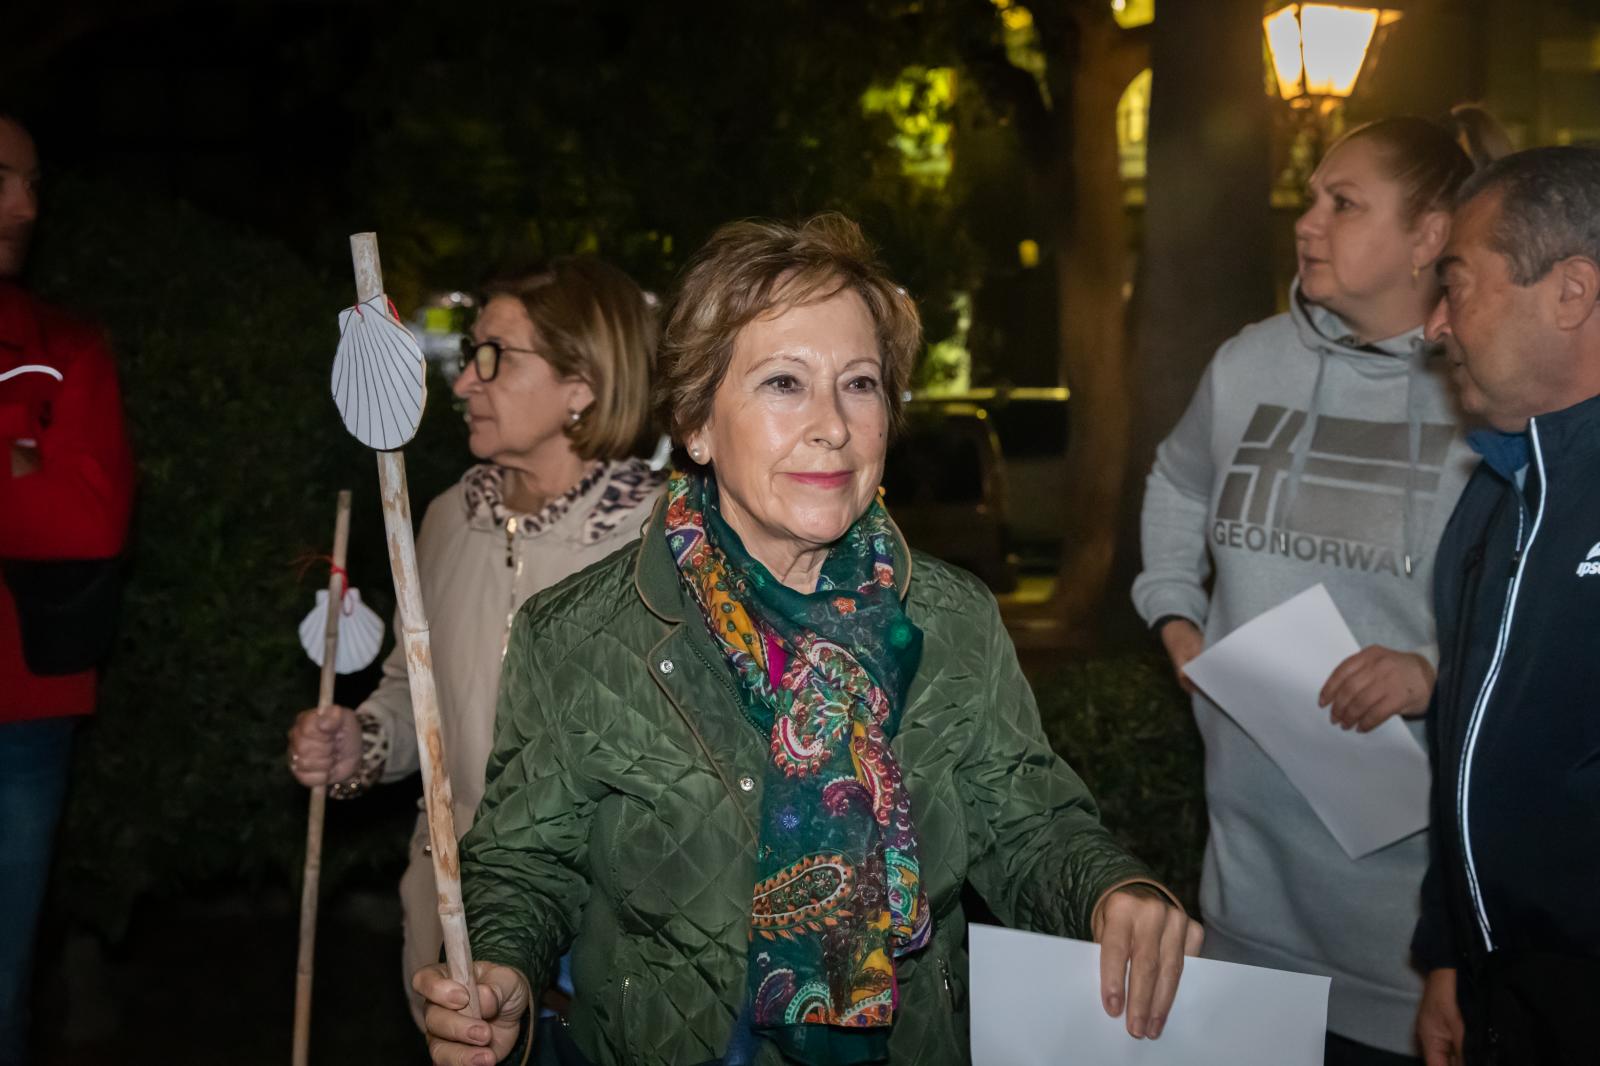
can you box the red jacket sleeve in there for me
[0,328,135,559]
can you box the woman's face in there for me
[1294,136,1433,323]
[687,288,889,569]
[453,294,593,467]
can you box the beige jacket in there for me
[359,458,663,1022]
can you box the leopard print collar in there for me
[463,458,664,545]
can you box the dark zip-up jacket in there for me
[1413,392,1600,979]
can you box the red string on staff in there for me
[347,296,400,321]
[291,553,354,613]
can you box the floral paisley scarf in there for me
[665,471,931,1065]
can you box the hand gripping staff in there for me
[293,489,352,1066]
[334,233,482,1019]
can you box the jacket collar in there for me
[1467,428,1530,483]
[1527,390,1600,478]
[1469,391,1600,491]
[463,458,664,545]
[463,460,606,534]
[632,487,916,622]
[634,494,686,623]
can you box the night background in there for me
[4,0,1597,1061]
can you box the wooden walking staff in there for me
[340,232,481,1018]
[293,490,352,1066]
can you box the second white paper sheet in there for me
[1182,583,1430,857]
[969,925,1329,1066]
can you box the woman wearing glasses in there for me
[286,256,665,1028]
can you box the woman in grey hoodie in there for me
[1133,119,1479,1065]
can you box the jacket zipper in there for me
[936,953,964,1040]
[500,518,522,662]
[620,973,634,1053]
[1456,419,1548,952]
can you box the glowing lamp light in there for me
[1263,4,1402,105]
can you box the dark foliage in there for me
[1033,653,1206,911]
[348,0,989,347]
[28,177,466,937]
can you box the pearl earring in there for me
[568,409,581,424]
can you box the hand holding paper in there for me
[971,925,1330,1066]
[1093,886,1205,1039]
[1182,584,1430,858]
[1319,643,1436,732]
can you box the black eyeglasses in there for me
[457,338,540,382]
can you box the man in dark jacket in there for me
[0,113,135,1065]
[1412,145,1600,1066]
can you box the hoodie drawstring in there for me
[1276,344,1427,576]
[1402,341,1424,576]
[1281,282,1432,578]
[1275,354,1328,556]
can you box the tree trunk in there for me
[1106,0,1276,641]
[1051,12,1146,643]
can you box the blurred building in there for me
[1478,0,1600,148]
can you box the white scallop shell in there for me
[331,295,427,450]
[298,587,386,674]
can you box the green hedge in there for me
[28,177,465,936]
[1032,654,1207,912]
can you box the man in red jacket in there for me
[0,113,134,1066]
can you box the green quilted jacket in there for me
[462,499,1160,1064]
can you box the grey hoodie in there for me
[1132,284,1477,1054]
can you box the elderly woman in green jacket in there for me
[416,214,1202,1066]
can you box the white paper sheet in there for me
[969,925,1329,1066]
[1182,583,1431,858]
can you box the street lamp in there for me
[1263,4,1403,113]
[1263,3,1403,204]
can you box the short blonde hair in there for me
[484,257,658,460]
[657,213,921,442]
